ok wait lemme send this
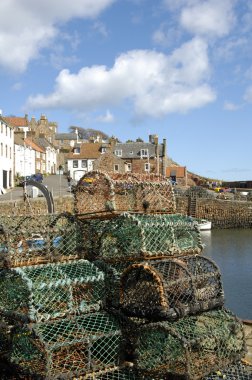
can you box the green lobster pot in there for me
[10,312,122,379]
[130,308,246,380]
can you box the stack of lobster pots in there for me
[76,171,250,380]
[0,213,123,379]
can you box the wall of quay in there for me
[176,196,252,228]
[0,195,74,216]
[0,195,252,229]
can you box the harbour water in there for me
[202,229,252,320]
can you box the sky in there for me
[0,0,252,181]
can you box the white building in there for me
[67,143,102,181]
[14,134,36,178]
[0,116,14,192]
[36,137,57,174]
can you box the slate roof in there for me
[114,142,165,159]
[35,137,56,150]
[55,133,78,141]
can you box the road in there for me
[0,174,73,202]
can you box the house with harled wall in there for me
[0,116,14,192]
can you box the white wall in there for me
[0,119,14,190]
[15,143,36,177]
[46,147,57,174]
[67,158,94,181]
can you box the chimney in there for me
[162,138,167,177]
[149,134,158,145]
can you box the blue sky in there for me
[1,0,252,181]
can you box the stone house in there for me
[112,135,167,176]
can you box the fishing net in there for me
[0,260,105,323]
[120,256,224,320]
[9,312,122,379]
[0,213,84,267]
[81,213,203,262]
[74,171,176,215]
[203,362,252,379]
[128,308,246,380]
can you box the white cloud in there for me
[92,21,109,37]
[163,0,236,38]
[243,86,252,103]
[152,24,181,47]
[96,110,115,123]
[26,37,216,118]
[223,101,241,111]
[180,0,236,37]
[11,82,23,91]
[0,0,115,72]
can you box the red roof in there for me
[4,116,28,128]
[25,138,44,153]
[67,143,102,159]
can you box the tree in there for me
[69,126,109,140]
[136,137,144,142]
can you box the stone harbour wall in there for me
[176,196,252,228]
[0,194,252,229]
[0,195,74,216]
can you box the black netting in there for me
[120,256,224,320]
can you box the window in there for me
[73,147,80,154]
[126,163,132,172]
[101,147,106,153]
[73,160,78,168]
[1,143,2,156]
[81,159,87,168]
[5,145,7,158]
[9,147,11,159]
[129,151,133,155]
[141,149,148,158]
[144,163,150,172]
[36,151,40,158]
[114,164,119,172]
[114,150,122,157]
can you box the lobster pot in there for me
[74,171,176,215]
[203,362,252,379]
[83,213,203,262]
[0,213,83,267]
[84,367,139,380]
[130,309,245,380]
[9,312,122,379]
[120,256,224,320]
[0,315,12,357]
[0,260,105,323]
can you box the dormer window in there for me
[73,147,80,154]
[141,149,148,158]
[129,151,133,155]
[115,149,122,157]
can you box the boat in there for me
[195,218,212,231]
[197,219,212,231]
